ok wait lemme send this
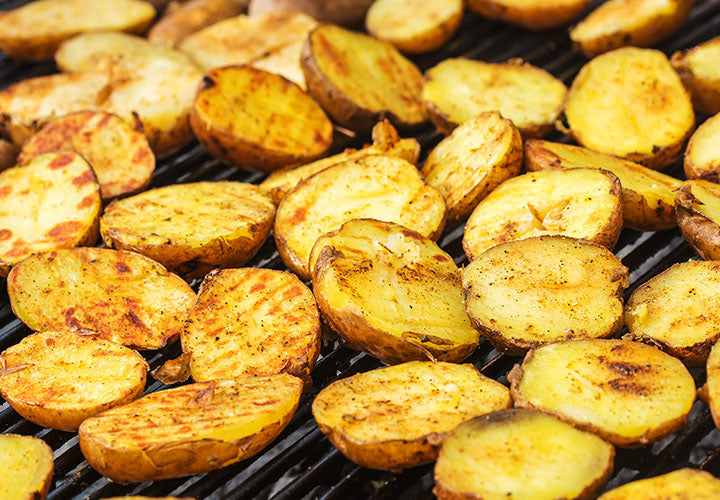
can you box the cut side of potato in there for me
[313,361,511,470]
[468,0,592,30]
[421,111,523,224]
[685,113,720,182]
[675,180,720,261]
[19,111,155,200]
[301,24,425,133]
[510,339,697,447]
[565,47,695,170]
[148,0,246,47]
[422,58,567,137]
[705,341,720,430]
[311,219,477,364]
[7,247,196,350]
[433,409,614,500]
[462,168,623,261]
[0,329,147,431]
[79,375,302,482]
[248,0,373,26]
[673,36,720,115]
[525,139,682,231]
[190,65,333,171]
[0,434,54,500]
[598,468,720,499]
[275,155,446,279]
[182,268,320,383]
[463,236,629,355]
[0,151,101,277]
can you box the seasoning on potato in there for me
[469,0,591,29]
[684,113,720,182]
[673,36,720,115]
[148,0,246,47]
[0,434,54,500]
[248,0,373,26]
[598,468,720,499]
[675,180,720,260]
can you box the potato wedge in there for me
[190,66,332,171]
[7,247,195,350]
[182,268,320,382]
[148,0,245,47]
[570,0,693,57]
[705,341,720,429]
[675,180,720,260]
[0,152,101,277]
[685,113,720,182]
[79,375,302,482]
[464,236,628,356]
[525,139,682,231]
[462,168,623,261]
[422,58,567,137]
[599,468,720,499]
[301,24,425,133]
[313,361,511,470]
[433,409,614,500]
[421,111,523,224]
[19,111,155,200]
[311,219,478,364]
[0,329,147,431]
[0,0,155,61]
[275,155,446,279]
[248,0,373,26]
[565,47,695,170]
[509,339,697,447]
[0,434,54,500]
[100,182,275,278]
[672,36,720,115]
[468,0,591,30]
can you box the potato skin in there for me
[684,113,720,182]
[248,0,373,26]
[672,37,720,115]
[468,0,592,30]
[676,183,720,261]
[148,0,245,47]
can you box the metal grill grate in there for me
[1,0,720,498]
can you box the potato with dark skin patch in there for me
[148,0,246,47]
[0,138,17,172]
[248,0,373,26]
[673,36,720,115]
[598,468,720,499]
[0,434,54,500]
[467,0,592,29]
[684,113,720,182]
[675,180,720,261]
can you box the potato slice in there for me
[79,375,302,482]
[599,468,720,499]
[301,24,425,133]
[0,152,101,277]
[275,156,446,279]
[313,361,511,470]
[0,0,155,61]
[182,268,320,382]
[468,0,591,29]
[311,219,478,364]
[190,65,332,171]
[100,182,275,278]
[248,0,373,26]
[422,58,567,137]
[433,409,614,500]
[0,434,54,500]
[510,339,697,447]
[525,139,682,231]
[462,168,622,261]
[421,111,522,224]
[706,341,720,429]
[0,329,147,431]
[570,0,693,57]
[685,113,720,182]
[19,111,155,200]
[675,180,720,260]
[464,236,628,356]
[7,247,195,350]
[673,36,720,115]
[565,47,695,170]
[148,0,245,47]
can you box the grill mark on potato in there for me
[48,153,74,170]
[115,261,131,274]
[0,185,11,197]
[46,221,84,241]
[77,194,96,210]
[72,170,95,186]
[0,229,11,241]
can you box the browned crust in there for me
[683,122,720,182]
[0,139,17,172]
[626,332,718,368]
[672,47,720,116]
[467,0,591,30]
[675,184,720,261]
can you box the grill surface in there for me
[1,1,720,499]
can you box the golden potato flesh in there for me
[0,330,147,431]
[525,139,682,231]
[311,219,478,364]
[705,341,720,429]
[79,375,302,482]
[182,268,320,383]
[468,0,591,29]
[462,168,623,261]
[148,0,245,47]
[0,152,101,277]
[434,409,614,500]
[190,66,333,172]
[312,361,511,470]
[673,36,720,115]
[100,182,275,278]
[510,339,697,447]
[685,113,720,182]
[422,58,567,137]
[463,236,628,356]
[7,247,195,350]
[675,180,720,261]
[565,47,695,170]
[0,434,54,500]
[422,111,522,224]
[598,468,720,500]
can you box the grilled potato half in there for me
[565,47,695,170]
[8,248,195,350]
[0,151,101,277]
[248,0,373,26]
[313,361,511,470]
[0,434,54,500]
[311,219,478,364]
[467,0,592,30]
[182,268,320,383]
[148,0,245,47]
[705,341,720,429]
[462,168,623,261]
[0,329,147,431]
[422,58,567,137]
[301,24,425,133]
[79,375,302,482]
[684,113,720,182]
[673,36,720,115]
[510,339,697,447]
[598,468,720,499]
[191,65,333,171]
[464,236,629,355]
[433,409,614,500]
[676,180,720,260]
[525,139,681,231]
